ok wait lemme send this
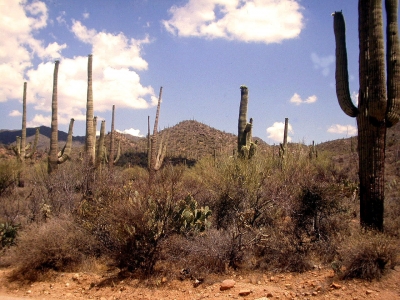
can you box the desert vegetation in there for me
[0,1,399,294]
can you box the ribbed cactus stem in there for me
[109,105,115,168]
[237,85,256,159]
[385,0,400,126]
[48,60,60,174]
[25,128,39,159]
[58,118,74,163]
[149,87,167,179]
[97,120,106,167]
[85,54,95,165]
[20,82,27,162]
[332,0,400,230]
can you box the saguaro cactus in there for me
[238,85,257,159]
[12,82,40,186]
[279,117,289,159]
[148,87,167,181]
[96,119,120,168]
[85,54,96,165]
[332,0,400,230]
[48,61,75,174]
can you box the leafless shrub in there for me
[340,231,398,280]
[6,216,101,281]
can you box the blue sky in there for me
[0,0,370,144]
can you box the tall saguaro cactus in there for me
[48,61,75,174]
[12,82,40,186]
[332,0,400,230]
[238,85,257,159]
[279,117,289,159]
[85,54,96,165]
[148,87,167,181]
[48,60,60,174]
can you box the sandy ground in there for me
[0,265,399,300]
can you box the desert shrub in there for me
[340,231,398,280]
[254,226,313,273]
[0,160,18,196]
[0,222,20,249]
[79,163,189,274]
[161,228,248,278]
[7,216,101,281]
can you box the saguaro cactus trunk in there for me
[237,86,257,159]
[332,0,400,230]
[148,87,167,182]
[85,54,96,165]
[48,60,60,174]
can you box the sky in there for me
[0,0,381,145]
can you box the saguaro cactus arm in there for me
[58,118,74,163]
[385,0,400,127]
[237,86,256,159]
[333,11,359,118]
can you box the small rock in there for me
[238,289,251,296]
[331,282,342,289]
[220,279,236,291]
[366,290,374,295]
[26,290,31,294]
[312,291,318,296]
[65,282,70,287]
[72,273,80,281]
[161,277,167,283]
[254,298,269,300]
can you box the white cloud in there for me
[0,0,65,102]
[266,121,293,143]
[163,0,304,44]
[117,128,144,137]
[83,12,90,19]
[327,124,357,136]
[0,1,157,128]
[311,52,334,77]
[27,114,50,127]
[351,91,359,106]
[9,110,22,117]
[289,93,317,105]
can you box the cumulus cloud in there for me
[266,121,293,143]
[290,93,317,105]
[0,0,66,102]
[327,124,357,136]
[0,1,157,128]
[117,128,144,137]
[163,0,304,44]
[311,52,334,76]
[9,110,22,117]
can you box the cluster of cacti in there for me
[237,85,257,159]
[332,0,400,230]
[174,194,212,233]
[148,87,168,181]
[96,117,121,168]
[48,60,75,174]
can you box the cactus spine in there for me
[238,85,257,159]
[332,0,400,230]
